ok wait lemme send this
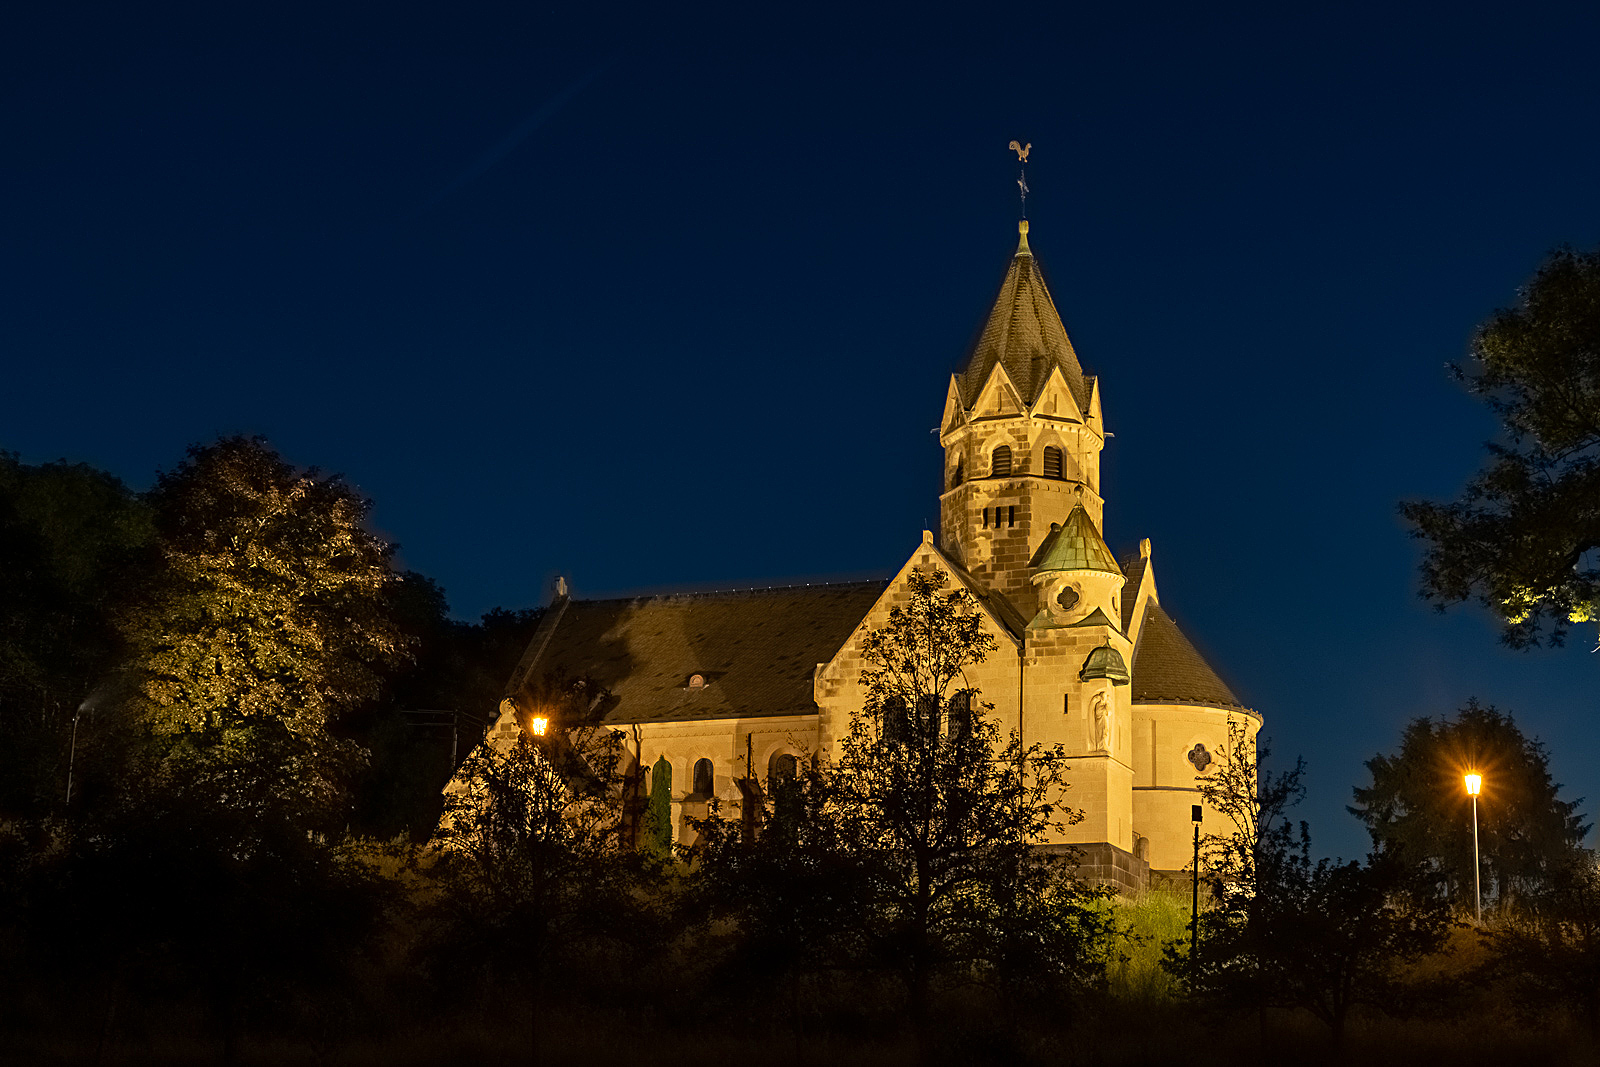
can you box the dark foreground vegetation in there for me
[6,245,1600,1063]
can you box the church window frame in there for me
[991,445,1012,478]
[946,690,974,740]
[693,757,714,797]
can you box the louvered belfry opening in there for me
[991,445,1012,478]
[1043,445,1063,479]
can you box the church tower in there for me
[938,220,1107,620]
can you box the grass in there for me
[1106,885,1193,1002]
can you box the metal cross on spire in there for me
[1009,139,1031,218]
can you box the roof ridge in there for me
[568,578,892,605]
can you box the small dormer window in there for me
[688,673,706,690]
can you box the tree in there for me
[0,453,152,816]
[119,436,408,741]
[1490,852,1600,1036]
[1176,721,1452,1050]
[1351,700,1587,913]
[1401,246,1600,649]
[826,569,1113,1032]
[430,680,649,1061]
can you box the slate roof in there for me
[958,225,1092,412]
[1129,602,1246,710]
[1029,506,1123,575]
[1118,553,1148,633]
[508,582,888,725]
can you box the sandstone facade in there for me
[473,220,1260,885]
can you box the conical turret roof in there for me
[958,221,1090,412]
[1029,505,1122,575]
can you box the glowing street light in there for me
[1465,772,1482,923]
[529,716,549,737]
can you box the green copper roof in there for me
[1080,644,1131,685]
[1029,506,1122,575]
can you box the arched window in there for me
[950,457,963,489]
[693,758,714,796]
[946,690,973,740]
[770,752,800,787]
[1043,446,1063,479]
[882,695,909,742]
[991,445,1012,478]
[915,693,941,737]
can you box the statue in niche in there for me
[1091,691,1112,752]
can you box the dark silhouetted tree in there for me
[1351,700,1587,914]
[1401,246,1600,649]
[430,680,649,1062]
[0,453,152,816]
[690,569,1113,1048]
[1175,722,1452,1051]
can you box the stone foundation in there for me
[1041,841,1149,896]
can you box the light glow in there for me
[1465,772,1482,796]
[529,716,549,736]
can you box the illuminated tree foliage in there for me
[120,436,408,738]
[1402,247,1600,649]
[1350,700,1587,913]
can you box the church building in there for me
[479,219,1260,891]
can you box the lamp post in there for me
[1464,772,1482,923]
[1191,803,1202,960]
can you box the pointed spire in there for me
[957,221,1089,412]
[1028,505,1122,575]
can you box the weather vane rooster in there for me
[1009,140,1031,217]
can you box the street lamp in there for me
[1190,803,1202,960]
[529,716,549,737]
[1464,772,1482,923]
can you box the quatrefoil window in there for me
[1187,743,1213,772]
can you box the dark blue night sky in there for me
[4,1,1598,859]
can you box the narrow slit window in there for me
[1008,505,1016,527]
[982,507,989,528]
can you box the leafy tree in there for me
[430,680,649,1059]
[119,436,408,741]
[1176,722,1452,1050]
[0,453,152,816]
[826,570,1112,1030]
[1351,700,1587,913]
[1401,246,1600,649]
[348,579,544,840]
[28,720,391,1064]
[1490,851,1600,1036]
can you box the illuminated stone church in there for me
[479,219,1260,889]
